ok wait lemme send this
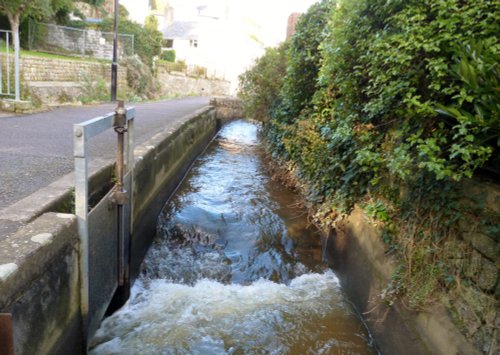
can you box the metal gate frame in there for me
[73,102,135,348]
[0,29,20,101]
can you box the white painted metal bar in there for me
[0,29,19,100]
[14,32,19,101]
[6,32,10,96]
[0,48,3,95]
[74,124,89,345]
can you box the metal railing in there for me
[0,30,20,101]
[29,21,134,60]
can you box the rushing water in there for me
[90,120,375,354]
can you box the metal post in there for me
[113,101,128,286]
[74,124,89,352]
[111,0,119,102]
[6,32,10,96]
[14,32,20,101]
[0,36,3,96]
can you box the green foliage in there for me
[237,43,288,122]
[161,49,175,62]
[118,4,129,19]
[0,0,52,21]
[435,39,500,177]
[98,17,162,67]
[0,0,76,23]
[278,0,333,120]
[239,0,500,310]
[121,55,160,100]
[79,75,109,104]
[144,14,158,31]
[82,0,104,7]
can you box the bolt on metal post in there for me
[113,100,128,203]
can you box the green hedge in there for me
[161,49,176,62]
[239,0,500,309]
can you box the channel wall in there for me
[0,97,243,354]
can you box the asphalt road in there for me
[0,96,210,210]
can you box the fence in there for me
[28,21,134,61]
[0,30,20,100]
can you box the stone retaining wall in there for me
[448,180,499,353]
[158,71,230,98]
[15,55,229,106]
[14,55,127,106]
[209,96,244,119]
[330,179,500,354]
[19,55,126,83]
[42,27,125,60]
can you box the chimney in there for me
[286,13,301,39]
[165,4,174,27]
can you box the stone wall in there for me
[16,55,126,106]
[331,207,482,355]
[209,96,243,119]
[330,180,500,354]
[40,25,128,60]
[448,180,499,353]
[157,71,231,98]
[20,55,126,83]
[17,55,229,106]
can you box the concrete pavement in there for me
[0,96,210,210]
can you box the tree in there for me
[144,14,158,31]
[0,0,76,48]
[0,0,50,99]
[98,16,163,67]
[237,43,288,122]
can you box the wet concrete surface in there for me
[0,97,210,210]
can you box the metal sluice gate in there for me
[73,101,135,352]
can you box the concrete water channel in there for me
[89,119,376,354]
[0,97,242,353]
[0,97,478,354]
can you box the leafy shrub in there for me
[237,43,288,122]
[161,49,176,62]
[79,76,109,104]
[278,0,333,121]
[239,0,500,310]
[97,17,162,67]
[121,55,160,100]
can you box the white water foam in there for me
[90,271,347,354]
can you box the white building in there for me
[120,0,318,91]
[161,0,263,87]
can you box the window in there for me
[162,39,173,48]
[189,39,198,48]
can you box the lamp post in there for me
[111,0,119,102]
